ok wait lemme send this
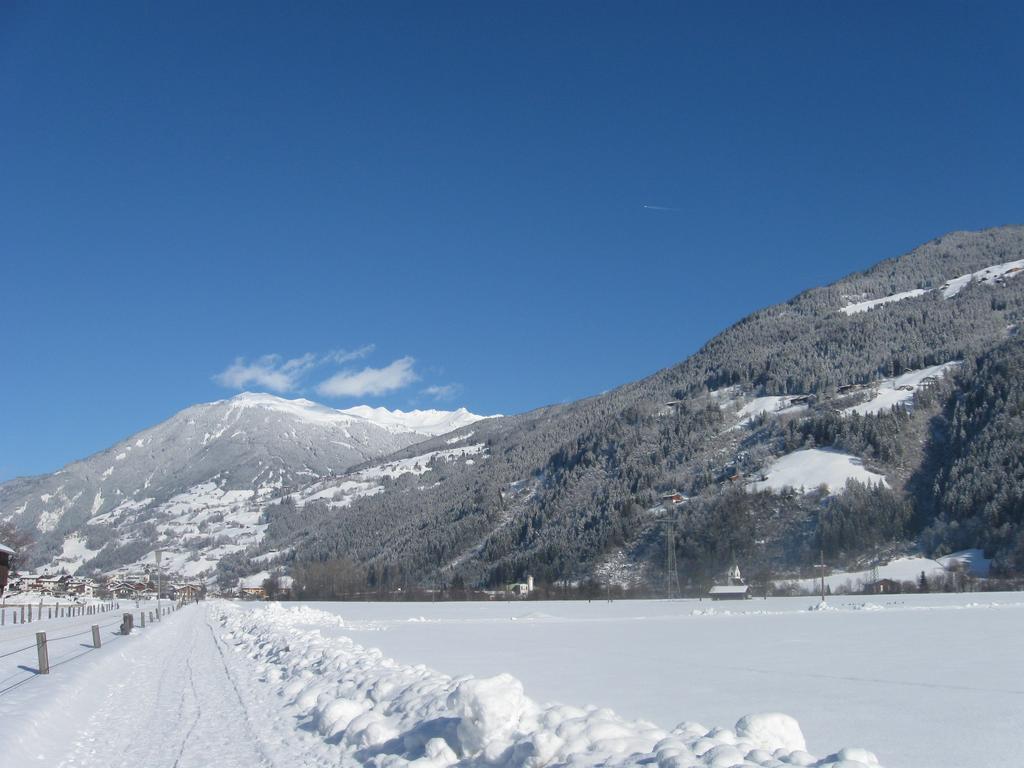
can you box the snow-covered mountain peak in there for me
[218,393,494,436]
[222,392,360,427]
[339,404,493,436]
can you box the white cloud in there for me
[213,347,376,393]
[322,345,375,365]
[316,357,418,398]
[213,354,313,392]
[422,383,461,401]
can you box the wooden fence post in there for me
[140,611,145,628]
[91,624,101,648]
[36,632,49,674]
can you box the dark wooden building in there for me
[0,542,13,596]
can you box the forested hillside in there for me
[915,337,1024,571]
[247,226,1024,592]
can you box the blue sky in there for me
[2,1,1022,480]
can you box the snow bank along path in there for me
[212,602,881,768]
[0,601,883,767]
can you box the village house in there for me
[865,578,900,594]
[660,491,685,506]
[14,572,44,591]
[170,583,203,602]
[67,577,97,597]
[238,573,268,599]
[107,579,153,599]
[37,573,73,595]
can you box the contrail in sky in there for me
[642,204,682,211]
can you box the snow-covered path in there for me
[58,605,271,768]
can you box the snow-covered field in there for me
[778,550,990,593]
[746,448,888,494]
[840,362,959,416]
[0,595,1021,767]
[839,289,929,316]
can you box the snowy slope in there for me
[838,258,1024,314]
[0,392,493,577]
[839,289,929,315]
[940,258,1024,297]
[731,394,809,427]
[841,362,960,416]
[782,555,950,592]
[288,443,489,510]
[747,449,888,494]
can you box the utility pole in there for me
[814,549,827,603]
[155,549,162,620]
[665,523,681,599]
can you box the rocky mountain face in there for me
[0,393,489,576]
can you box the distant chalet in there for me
[708,564,750,600]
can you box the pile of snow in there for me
[842,362,960,416]
[215,603,883,768]
[747,449,887,495]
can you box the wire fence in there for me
[0,600,122,626]
[0,602,188,697]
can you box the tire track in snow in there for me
[55,606,270,768]
[200,609,274,768]
[171,655,201,768]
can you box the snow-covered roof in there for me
[0,542,15,555]
[708,585,749,595]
